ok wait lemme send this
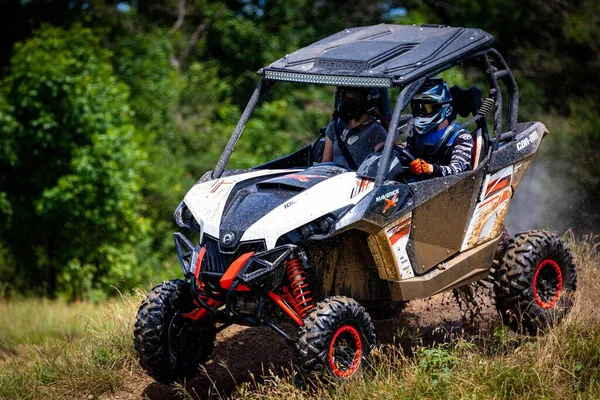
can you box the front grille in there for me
[202,236,266,274]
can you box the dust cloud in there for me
[506,157,599,236]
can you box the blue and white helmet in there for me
[411,79,455,157]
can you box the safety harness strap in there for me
[333,119,358,170]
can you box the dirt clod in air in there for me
[452,281,495,325]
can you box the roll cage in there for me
[211,25,519,188]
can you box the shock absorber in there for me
[285,257,314,318]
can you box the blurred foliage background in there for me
[0,0,597,299]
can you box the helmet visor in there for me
[411,102,443,118]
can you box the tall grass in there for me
[0,299,99,349]
[0,293,140,400]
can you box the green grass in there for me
[0,237,598,400]
[0,294,139,400]
[0,299,100,349]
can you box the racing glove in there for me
[410,158,434,175]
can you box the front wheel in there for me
[494,231,577,334]
[133,279,216,384]
[296,296,376,379]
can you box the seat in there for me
[450,85,489,169]
[471,128,484,169]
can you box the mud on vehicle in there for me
[134,24,576,384]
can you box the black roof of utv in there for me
[261,24,494,87]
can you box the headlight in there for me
[277,206,352,245]
[298,214,336,239]
[174,201,202,232]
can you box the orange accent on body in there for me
[286,174,327,182]
[387,219,412,245]
[351,178,374,198]
[210,180,223,193]
[485,176,511,198]
[267,291,303,326]
[485,178,498,192]
[480,187,512,209]
[220,252,254,290]
[479,197,494,209]
[382,193,398,213]
[194,247,206,280]
[236,284,251,291]
[390,228,410,245]
[209,180,233,194]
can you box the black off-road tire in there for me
[134,279,216,384]
[494,231,576,335]
[296,296,376,379]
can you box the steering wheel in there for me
[390,146,425,183]
[399,147,415,163]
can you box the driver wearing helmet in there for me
[406,78,474,177]
[322,87,387,170]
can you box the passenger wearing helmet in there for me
[406,78,474,177]
[322,87,387,170]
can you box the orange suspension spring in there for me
[285,258,314,318]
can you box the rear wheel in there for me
[134,279,216,384]
[296,296,375,379]
[494,231,576,334]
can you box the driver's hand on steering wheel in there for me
[410,159,434,175]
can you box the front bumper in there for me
[173,232,200,278]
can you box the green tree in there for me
[111,29,188,275]
[0,24,146,298]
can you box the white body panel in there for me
[385,212,414,280]
[241,173,375,248]
[461,165,514,251]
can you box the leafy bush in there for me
[0,24,146,298]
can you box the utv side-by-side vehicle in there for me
[134,24,577,383]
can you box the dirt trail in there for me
[106,284,500,400]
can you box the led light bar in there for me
[263,70,393,87]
